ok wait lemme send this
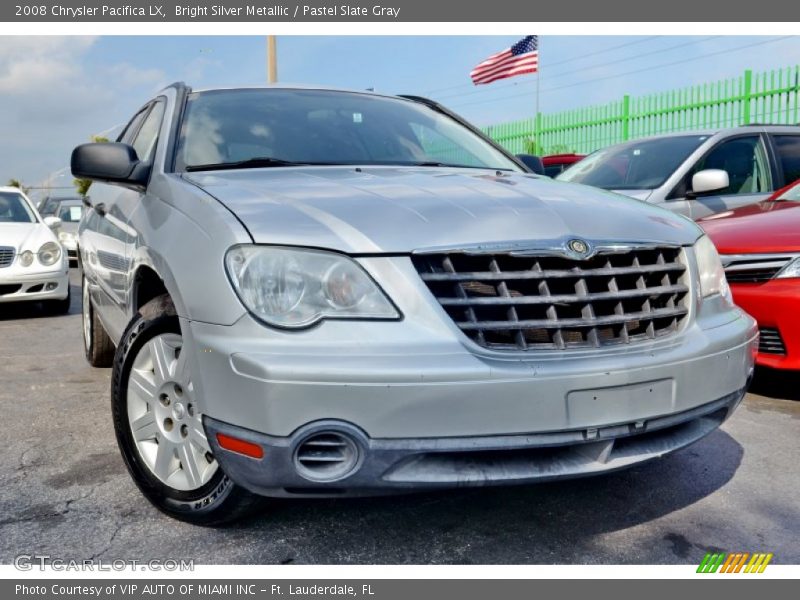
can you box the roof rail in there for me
[739,122,800,127]
[159,81,190,94]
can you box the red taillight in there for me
[216,433,264,459]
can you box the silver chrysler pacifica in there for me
[72,83,757,524]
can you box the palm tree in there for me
[74,135,109,197]
[6,178,30,194]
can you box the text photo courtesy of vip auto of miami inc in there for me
[0,26,798,584]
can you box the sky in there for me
[2,34,799,195]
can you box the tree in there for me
[73,135,109,197]
[6,178,30,194]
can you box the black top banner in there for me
[3,0,798,21]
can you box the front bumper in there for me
[205,387,746,497]
[180,256,757,496]
[0,266,70,303]
[731,280,800,371]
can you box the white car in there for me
[0,186,70,312]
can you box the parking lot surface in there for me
[0,269,798,565]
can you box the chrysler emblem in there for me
[567,238,590,257]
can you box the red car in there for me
[699,180,800,371]
[542,153,584,177]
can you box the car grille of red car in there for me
[413,246,690,351]
[758,328,787,355]
[722,254,796,283]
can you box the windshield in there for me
[557,135,709,190]
[777,181,800,201]
[175,89,521,172]
[0,192,36,223]
[58,203,83,222]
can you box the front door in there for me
[679,135,774,219]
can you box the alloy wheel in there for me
[126,333,217,491]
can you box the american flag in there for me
[470,35,539,85]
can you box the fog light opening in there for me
[294,431,360,482]
[45,282,58,291]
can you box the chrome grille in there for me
[758,328,786,355]
[0,246,15,268]
[96,250,129,272]
[413,246,690,351]
[722,254,797,283]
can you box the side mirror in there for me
[71,142,150,189]
[515,154,545,175]
[43,216,62,229]
[689,169,729,197]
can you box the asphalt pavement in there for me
[0,268,798,565]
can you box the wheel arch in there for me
[129,255,187,321]
[132,265,170,312]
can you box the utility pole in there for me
[267,36,278,83]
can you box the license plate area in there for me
[566,378,675,427]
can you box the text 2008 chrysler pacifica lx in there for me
[71,83,757,524]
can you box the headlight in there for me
[18,251,34,267]
[224,245,400,328]
[776,257,800,279]
[694,235,730,300]
[37,242,61,267]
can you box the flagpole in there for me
[267,35,278,83]
[535,36,541,155]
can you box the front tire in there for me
[111,295,262,525]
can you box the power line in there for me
[448,36,796,110]
[546,35,663,68]
[422,35,662,96]
[433,36,721,103]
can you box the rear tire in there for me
[111,295,263,525]
[82,275,115,367]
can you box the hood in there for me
[610,189,654,202]
[698,200,800,254]
[58,221,79,235]
[0,222,57,252]
[184,167,700,254]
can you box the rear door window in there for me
[771,135,800,185]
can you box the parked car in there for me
[38,194,77,217]
[52,198,83,263]
[699,179,800,371]
[542,153,584,177]
[557,126,800,219]
[0,186,71,312]
[72,83,756,525]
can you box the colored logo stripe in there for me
[744,553,774,573]
[697,553,726,573]
[697,552,773,573]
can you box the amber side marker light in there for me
[216,433,265,459]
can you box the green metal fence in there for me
[483,65,800,156]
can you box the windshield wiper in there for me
[186,158,513,172]
[185,157,310,172]
[404,161,513,170]
[407,161,458,167]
